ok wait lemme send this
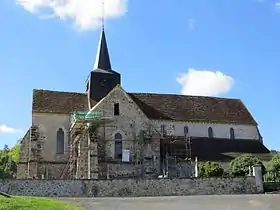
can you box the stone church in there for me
[17,28,270,180]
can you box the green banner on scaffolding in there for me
[71,111,99,123]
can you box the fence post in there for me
[248,166,253,176]
[194,157,199,178]
[253,164,264,193]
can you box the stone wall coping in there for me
[2,177,252,182]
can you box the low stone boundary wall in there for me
[0,177,259,197]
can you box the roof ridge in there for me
[128,92,239,100]
[33,89,86,95]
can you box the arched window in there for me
[208,127,213,138]
[230,128,235,140]
[184,126,189,136]
[115,133,122,159]
[56,128,65,154]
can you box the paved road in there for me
[60,194,280,210]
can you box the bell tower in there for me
[86,2,121,105]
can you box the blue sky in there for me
[0,0,279,150]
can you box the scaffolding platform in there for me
[70,111,113,131]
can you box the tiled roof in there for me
[128,93,257,125]
[32,89,96,114]
[32,89,257,125]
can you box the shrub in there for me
[267,153,280,173]
[228,155,265,176]
[199,161,224,177]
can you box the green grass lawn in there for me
[0,196,81,210]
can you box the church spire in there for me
[93,29,112,71]
[93,0,111,71]
[86,0,120,102]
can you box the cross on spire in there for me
[101,0,105,30]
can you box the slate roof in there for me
[93,29,112,71]
[165,137,270,161]
[32,89,256,125]
[190,137,270,161]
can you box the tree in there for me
[267,153,280,172]
[228,155,265,176]
[8,144,20,162]
[199,161,224,177]
[0,142,20,179]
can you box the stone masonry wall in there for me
[0,177,259,197]
[89,86,161,178]
[17,129,30,179]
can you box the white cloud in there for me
[0,124,22,134]
[16,0,128,30]
[176,68,234,96]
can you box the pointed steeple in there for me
[86,1,120,103]
[93,29,112,71]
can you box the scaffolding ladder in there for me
[60,129,82,179]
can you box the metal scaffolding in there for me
[60,108,193,179]
[60,110,113,179]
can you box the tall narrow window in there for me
[230,128,235,140]
[208,127,213,138]
[56,128,65,154]
[115,133,122,159]
[114,103,120,116]
[184,126,189,136]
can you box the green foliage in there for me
[228,155,264,176]
[199,161,224,177]
[0,143,20,179]
[0,196,81,210]
[8,145,20,163]
[267,153,280,173]
[263,171,280,182]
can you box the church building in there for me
[16,28,270,180]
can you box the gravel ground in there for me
[59,194,280,210]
